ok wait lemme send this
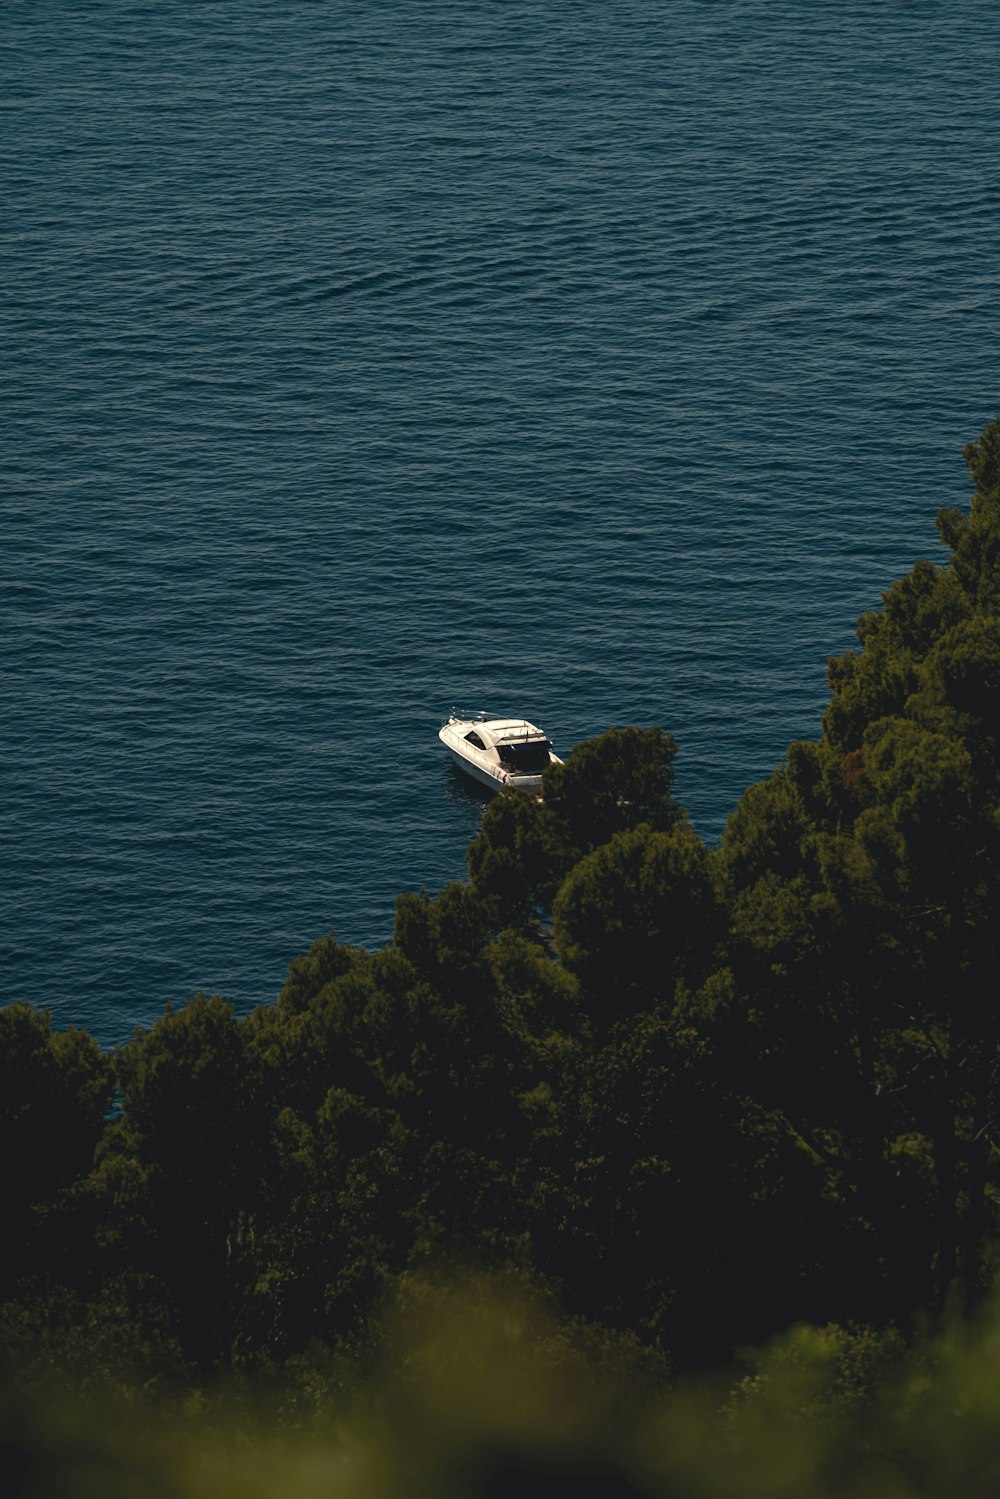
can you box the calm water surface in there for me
[2,2,999,1044]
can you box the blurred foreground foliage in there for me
[4,417,1000,1494]
[9,1276,1000,1498]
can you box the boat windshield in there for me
[498,739,552,774]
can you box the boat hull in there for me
[446,746,542,792]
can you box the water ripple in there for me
[2,0,999,1042]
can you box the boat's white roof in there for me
[451,716,547,743]
[483,718,546,740]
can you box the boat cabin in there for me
[463,720,554,776]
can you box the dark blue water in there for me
[3,1,999,1045]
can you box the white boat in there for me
[439,710,562,793]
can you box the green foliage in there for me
[540,724,682,864]
[553,823,718,1022]
[277,931,363,1015]
[95,993,258,1369]
[465,790,550,932]
[467,726,683,923]
[715,415,1000,1322]
[13,1281,1000,1499]
[4,415,1000,1484]
[0,1003,112,1294]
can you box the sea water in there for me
[3,1,999,1044]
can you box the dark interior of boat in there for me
[498,739,552,774]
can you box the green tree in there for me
[0,1004,112,1296]
[718,414,1000,1320]
[95,994,257,1370]
[552,823,719,1027]
[467,726,683,926]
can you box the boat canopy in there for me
[497,737,553,774]
[471,718,546,748]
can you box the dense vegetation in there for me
[3,417,1000,1495]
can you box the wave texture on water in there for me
[2,1,999,1042]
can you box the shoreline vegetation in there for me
[3,417,1000,1496]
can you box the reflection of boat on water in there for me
[439,711,562,793]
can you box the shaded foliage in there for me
[3,417,1000,1415]
[0,1005,112,1294]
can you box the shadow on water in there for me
[442,761,495,816]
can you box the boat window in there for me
[498,739,552,774]
[465,731,487,750]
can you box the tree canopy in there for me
[3,415,1000,1395]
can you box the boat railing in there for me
[498,725,546,743]
[441,710,544,744]
[442,707,495,726]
